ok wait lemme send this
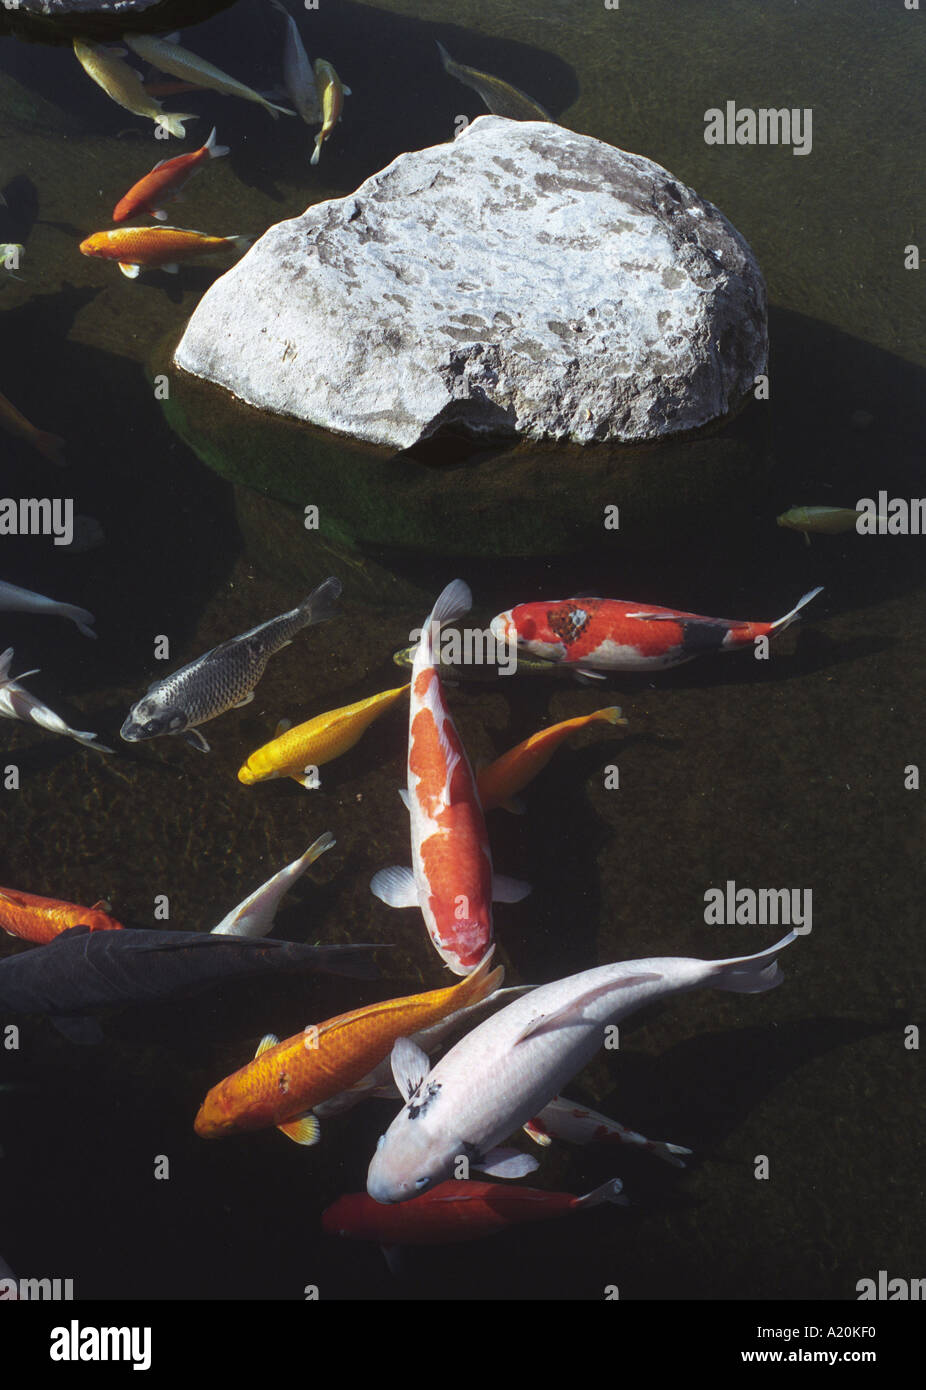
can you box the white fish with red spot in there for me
[366,932,798,1204]
[370,580,529,976]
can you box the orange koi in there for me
[477,706,626,812]
[113,127,229,223]
[194,949,503,1145]
[0,885,124,945]
[0,389,66,467]
[79,225,250,278]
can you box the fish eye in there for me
[376,1134,386,1151]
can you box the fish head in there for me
[490,604,567,662]
[193,1084,241,1140]
[120,696,187,743]
[366,1096,460,1205]
[79,233,109,259]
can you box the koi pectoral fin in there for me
[492,874,531,903]
[277,1113,321,1146]
[472,1148,540,1179]
[370,866,418,908]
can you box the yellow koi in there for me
[777,506,866,545]
[477,707,626,813]
[311,59,351,165]
[238,684,409,787]
[436,41,551,122]
[72,39,196,139]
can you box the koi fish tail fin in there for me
[769,585,824,636]
[265,98,297,118]
[205,127,230,158]
[297,575,343,627]
[573,1177,628,1209]
[70,730,114,754]
[300,831,336,867]
[33,430,67,467]
[454,945,504,1004]
[61,605,97,640]
[420,579,472,659]
[710,930,798,994]
[435,40,456,75]
[0,647,14,683]
[310,134,323,165]
[598,706,626,725]
[159,112,198,139]
[228,235,252,254]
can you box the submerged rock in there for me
[175,115,766,450]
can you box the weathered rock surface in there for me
[175,115,767,450]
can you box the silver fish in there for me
[0,579,96,638]
[125,33,296,120]
[120,576,342,752]
[270,0,321,125]
[435,41,551,122]
[0,648,112,753]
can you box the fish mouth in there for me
[119,720,143,743]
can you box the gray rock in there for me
[17,0,161,13]
[175,115,767,450]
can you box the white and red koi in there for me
[523,1095,692,1167]
[370,580,529,976]
[490,587,823,678]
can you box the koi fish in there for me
[120,576,341,753]
[490,588,824,678]
[194,949,503,1145]
[210,834,335,937]
[238,685,408,788]
[0,648,112,753]
[0,885,123,945]
[523,1095,692,1168]
[323,1175,624,1246]
[477,706,626,813]
[310,59,350,165]
[777,506,867,544]
[435,41,551,122]
[79,225,250,279]
[125,34,296,119]
[113,127,229,223]
[72,39,196,139]
[370,580,529,977]
[0,927,383,1031]
[314,984,533,1119]
[367,933,798,1203]
[270,0,321,124]
[0,389,65,466]
[0,580,95,638]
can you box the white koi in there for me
[210,833,335,937]
[0,648,112,753]
[0,579,96,639]
[367,933,798,1203]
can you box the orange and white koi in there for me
[370,581,529,976]
[0,389,65,466]
[323,1175,625,1245]
[79,225,250,279]
[310,59,350,165]
[0,884,123,945]
[523,1095,692,1167]
[491,587,824,678]
[477,706,626,813]
[194,949,503,1144]
[113,127,229,223]
[238,685,408,788]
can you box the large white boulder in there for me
[175,115,767,450]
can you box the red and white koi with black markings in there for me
[523,1095,692,1167]
[371,580,529,976]
[490,587,823,678]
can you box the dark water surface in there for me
[0,0,924,1305]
